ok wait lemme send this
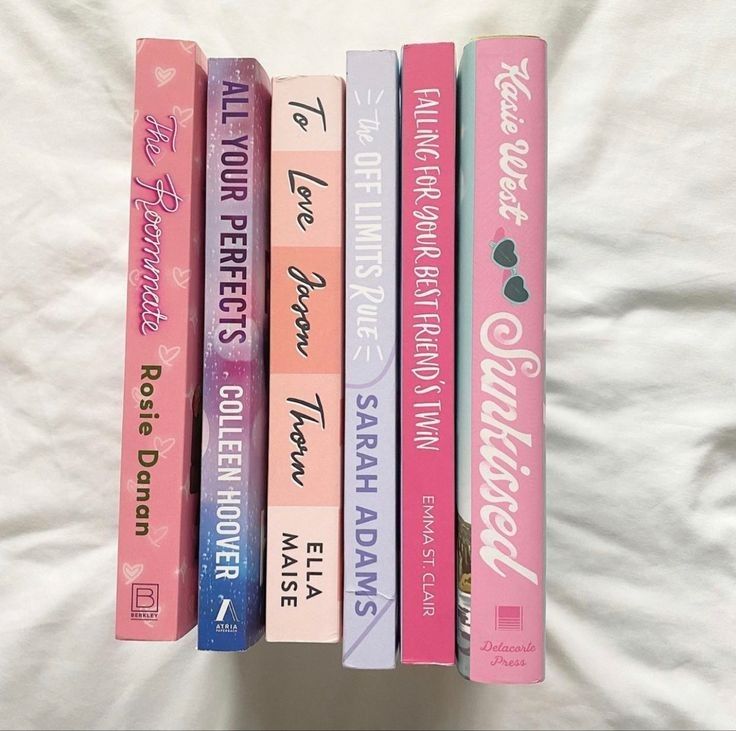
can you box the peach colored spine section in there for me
[266,77,344,643]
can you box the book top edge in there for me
[272,74,344,82]
[468,35,546,44]
[207,57,263,63]
[346,49,398,56]
[136,37,200,46]
[402,41,454,50]
[206,57,270,81]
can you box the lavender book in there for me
[342,50,400,669]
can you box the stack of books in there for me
[116,36,547,685]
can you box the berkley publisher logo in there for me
[215,598,239,633]
[130,583,159,620]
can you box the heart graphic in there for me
[494,226,506,242]
[123,563,143,584]
[136,39,146,54]
[158,344,181,366]
[504,275,530,304]
[173,267,190,287]
[155,66,176,87]
[128,269,142,288]
[148,525,168,548]
[126,479,136,495]
[144,621,155,628]
[180,41,195,53]
[172,105,193,126]
[132,386,143,403]
[154,436,175,456]
[493,238,518,269]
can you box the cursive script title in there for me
[134,113,181,335]
[494,59,531,226]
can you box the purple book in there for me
[198,58,270,651]
[342,50,399,669]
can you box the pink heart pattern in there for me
[179,41,195,53]
[173,267,190,287]
[154,436,175,456]
[136,39,146,54]
[155,66,176,87]
[123,563,143,584]
[158,344,181,367]
[128,269,142,288]
[148,525,169,548]
[131,386,143,403]
[173,105,193,126]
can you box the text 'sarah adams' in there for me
[456,36,547,685]
[265,76,345,643]
[342,50,400,670]
[197,58,271,652]
[400,42,457,666]
[116,38,207,641]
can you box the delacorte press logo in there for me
[215,598,239,633]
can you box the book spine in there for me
[342,50,399,669]
[116,38,207,641]
[197,59,271,651]
[265,76,345,643]
[456,37,547,684]
[400,42,457,665]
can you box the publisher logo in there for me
[495,605,523,631]
[215,598,239,633]
[131,583,159,621]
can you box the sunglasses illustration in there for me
[490,238,530,304]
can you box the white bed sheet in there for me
[1,1,735,729]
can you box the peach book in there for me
[265,76,344,643]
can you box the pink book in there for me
[400,42,456,665]
[456,36,547,683]
[265,76,344,643]
[116,38,207,640]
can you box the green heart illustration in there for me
[492,238,518,269]
[503,275,530,304]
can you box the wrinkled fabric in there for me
[0,1,735,729]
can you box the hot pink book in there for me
[116,38,206,640]
[456,36,547,683]
[400,42,456,665]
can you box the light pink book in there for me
[400,42,456,665]
[456,36,547,683]
[116,38,206,640]
[265,76,344,643]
